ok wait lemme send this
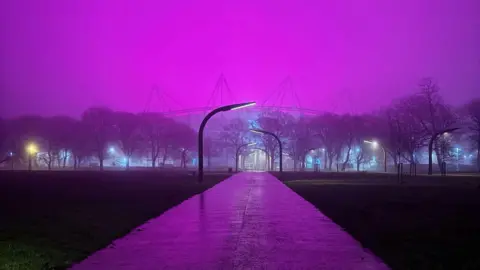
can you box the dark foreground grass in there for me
[0,171,229,270]
[287,180,480,270]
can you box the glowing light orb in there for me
[26,143,38,155]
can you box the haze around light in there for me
[1,0,479,117]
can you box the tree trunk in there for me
[62,154,67,168]
[434,147,443,173]
[342,147,351,171]
[151,158,156,168]
[126,156,130,170]
[324,153,328,170]
[162,148,168,166]
[151,148,157,168]
[57,155,62,168]
[356,161,360,171]
[477,143,480,172]
[73,156,78,170]
[181,150,187,168]
[47,150,53,170]
[477,134,480,172]
[328,157,333,170]
[99,156,104,171]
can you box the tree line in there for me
[1,78,479,172]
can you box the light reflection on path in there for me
[71,172,390,270]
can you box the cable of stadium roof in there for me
[159,106,326,117]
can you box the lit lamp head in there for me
[250,129,265,135]
[26,143,38,155]
[223,102,256,111]
[247,142,257,146]
[363,140,378,149]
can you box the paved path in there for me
[71,172,389,270]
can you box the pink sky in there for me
[1,0,479,117]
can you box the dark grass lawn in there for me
[0,170,229,270]
[287,179,480,270]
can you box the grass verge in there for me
[287,179,480,270]
[0,171,228,270]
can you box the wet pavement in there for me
[70,172,390,270]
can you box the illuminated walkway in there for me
[70,172,389,270]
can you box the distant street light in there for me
[364,140,387,173]
[428,128,459,175]
[235,142,256,172]
[198,102,256,183]
[26,142,38,171]
[250,128,283,172]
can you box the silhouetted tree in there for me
[81,107,116,170]
[219,118,249,165]
[310,113,343,170]
[171,122,197,168]
[256,111,294,170]
[464,98,480,171]
[70,120,92,169]
[138,112,163,167]
[39,116,77,170]
[286,117,318,171]
[113,112,141,169]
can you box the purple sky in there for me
[1,0,479,117]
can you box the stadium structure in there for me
[141,74,326,171]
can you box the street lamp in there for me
[364,140,387,173]
[26,142,38,171]
[235,142,256,172]
[198,102,256,183]
[428,128,459,175]
[250,128,283,172]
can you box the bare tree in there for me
[219,118,249,162]
[286,117,318,171]
[170,121,196,168]
[138,112,167,168]
[114,112,141,169]
[464,98,480,171]
[391,78,457,172]
[39,116,77,170]
[310,113,344,170]
[81,107,116,170]
[256,111,294,170]
[70,120,92,169]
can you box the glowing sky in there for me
[1,0,479,117]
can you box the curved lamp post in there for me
[250,128,283,172]
[235,142,256,172]
[428,128,459,175]
[198,102,256,183]
[364,140,387,173]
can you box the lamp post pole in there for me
[364,140,387,173]
[198,102,256,183]
[250,129,283,172]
